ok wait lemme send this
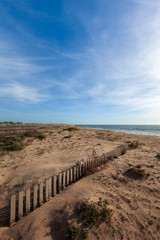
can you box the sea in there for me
[77,125,160,136]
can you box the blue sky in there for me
[0,0,160,124]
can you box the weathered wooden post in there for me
[53,176,57,196]
[76,165,79,180]
[10,194,16,225]
[82,163,85,175]
[73,166,77,182]
[26,188,31,213]
[59,173,62,191]
[62,171,66,188]
[56,175,59,193]
[45,179,49,201]
[66,169,70,186]
[33,185,38,210]
[39,183,44,205]
[18,191,23,219]
[48,178,52,198]
[69,168,73,184]
[79,164,82,177]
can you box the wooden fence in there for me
[0,141,138,227]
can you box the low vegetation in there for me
[66,198,113,239]
[66,223,80,240]
[0,131,45,154]
[76,198,112,226]
[62,127,79,132]
[125,165,149,179]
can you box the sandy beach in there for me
[0,124,160,240]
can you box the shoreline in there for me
[77,125,160,137]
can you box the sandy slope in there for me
[0,125,160,239]
[0,125,123,208]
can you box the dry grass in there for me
[0,131,45,155]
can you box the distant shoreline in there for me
[77,124,160,137]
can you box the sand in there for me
[0,124,160,240]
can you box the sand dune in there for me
[0,124,160,239]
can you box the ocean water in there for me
[78,125,160,136]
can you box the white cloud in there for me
[1,0,160,117]
[0,82,48,103]
[60,0,160,113]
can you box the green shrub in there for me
[76,199,113,226]
[66,223,80,240]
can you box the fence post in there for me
[79,165,82,177]
[76,165,79,180]
[45,179,49,201]
[66,169,70,186]
[39,183,44,205]
[26,188,30,213]
[73,166,77,182]
[69,168,73,184]
[82,163,85,176]
[10,194,16,225]
[48,178,52,198]
[62,171,66,189]
[33,185,38,210]
[53,176,57,196]
[18,191,23,219]
[59,173,63,191]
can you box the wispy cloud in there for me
[1,0,160,122]
[57,0,160,113]
[0,82,48,103]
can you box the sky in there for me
[0,0,160,124]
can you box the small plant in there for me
[82,228,89,239]
[125,165,149,179]
[66,199,113,239]
[76,199,113,226]
[66,223,80,240]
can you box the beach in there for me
[0,124,160,240]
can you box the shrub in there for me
[66,223,80,240]
[125,165,149,179]
[76,199,113,226]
